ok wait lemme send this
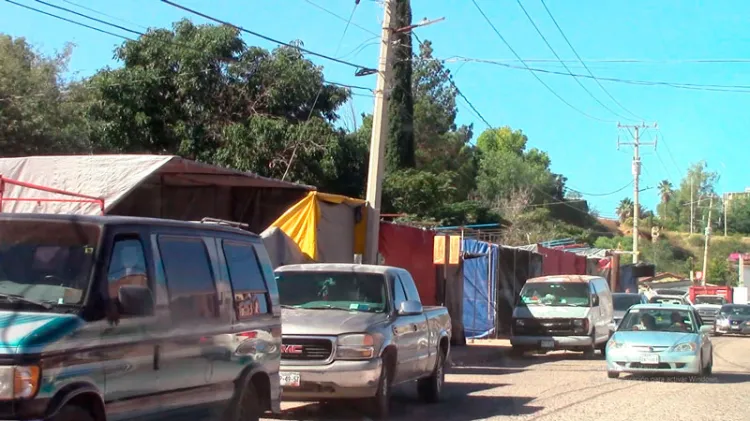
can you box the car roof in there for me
[629,303,693,311]
[0,213,257,237]
[613,292,642,297]
[525,274,603,284]
[275,263,399,275]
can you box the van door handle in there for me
[153,345,160,370]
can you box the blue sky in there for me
[2,0,748,218]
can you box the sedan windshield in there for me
[0,220,100,310]
[618,308,696,333]
[720,305,750,316]
[519,282,590,307]
[276,271,387,312]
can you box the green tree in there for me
[726,196,750,235]
[661,161,720,231]
[0,35,89,155]
[385,0,415,172]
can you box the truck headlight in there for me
[671,342,697,353]
[0,366,40,400]
[336,334,375,360]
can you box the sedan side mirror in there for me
[397,300,423,316]
[699,325,713,334]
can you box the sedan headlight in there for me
[0,366,40,400]
[336,334,375,360]
[671,342,697,353]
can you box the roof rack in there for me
[199,217,249,229]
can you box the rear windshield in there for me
[649,296,686,305]
[519,282,590,307]
[275,271,387,313]
[613,294,642,311]
[0,220,100,309]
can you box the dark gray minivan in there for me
[0,214,281,421]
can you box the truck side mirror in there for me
[118,285,154,317]
[398,300,423,316]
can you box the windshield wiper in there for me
[0,293,52,310]
[300,305,353,311]
[280,305,299,309]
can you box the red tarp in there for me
[536,245,587,276]
[378,222,437,306]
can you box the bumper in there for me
[606,351,701,375]
[715,323,750,334]
[280,358,382,400]
[511,335,593,350]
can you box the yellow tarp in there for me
[269,191,367,261]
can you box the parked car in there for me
[0,214,281,421]
[511,275,615,357]
[606,303,713,378]
[649,294,689,305]
[714,304,750,335]
[274,264,451,419]
[613,292,648,326]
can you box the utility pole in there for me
[363,0,396,265]
[701,195,713,286]
[617,122,657,264]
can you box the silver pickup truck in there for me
[274,263,451,419]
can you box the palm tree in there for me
[658,180,673,204]
[617,198,633,222]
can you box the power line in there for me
[160,0,376,74]
[539,0,645,121]
[60,0,149,30]
[515,0,628,123]
[471,0,610,122]
[566,180,634,197]
[448,57,750,93]
[302,0,379,37]
[4,0,132,40]
[32,0,142,36]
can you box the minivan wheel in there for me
[226,378,261,421]
[51,405,95,421]
[417,349,446,403]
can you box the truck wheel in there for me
[368,364,392,420]
[225,377,261,421]
[607,371,619,379]
[417,349,446,403]
[510,346,526,358]
[51,405,95,421]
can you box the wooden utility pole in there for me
[363,0,396,264]
[701,195,713,286]
[617,122,657,264]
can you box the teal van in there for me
[0,214,281,421]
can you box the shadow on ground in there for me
[269,381,541,420]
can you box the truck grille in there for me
[698,309,719,323]
[514,318,579,336]
[281,337,333,361]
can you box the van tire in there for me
[52,405,95,421]
[226,377,262,421]
[417,349,446,403]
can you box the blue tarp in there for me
[462,239,499,339]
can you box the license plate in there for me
[280,372,300,387]
[540,340,554,348]
[640,354,660,364]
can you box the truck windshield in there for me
[613,294,642,311]
[519,282,590,307]
[0,220,100,310]
[695,296,726,305]
[276,271,387,313]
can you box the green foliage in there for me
[727,196,750,235]
[706,257,738,286]
[385,0,415,172]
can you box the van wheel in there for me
[52,405,95,421]
[225,377,261,421]
[417,349,446,403]
[368,364,392,420]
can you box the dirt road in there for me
[266,336,750,420]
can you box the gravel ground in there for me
[264,335,750,421]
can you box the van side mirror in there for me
[398,300,423,316]
[591,295,600,306]
[118,285,154,316]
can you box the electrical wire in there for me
[60,0,149,30]
[566,180,633,197]
[302,0,379,37]
[4,0,132,40]
[160,0,375,74]
[515,0,628,123]
[471,0,610,122]
[539,0,645,121]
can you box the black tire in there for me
[225,377,262,421]
[417,350,446,403]
[368,363,392,420]
[597,342,607,357]
[510,346,525,358]
[702,353,713,376]
[582,346,596,359]
[607,371,619,379]
[51,405,95,421]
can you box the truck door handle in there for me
[412,324,418,332]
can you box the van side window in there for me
[107,237,150,315]
[392,275,407,311]
[158,236,219,322]
[222,241,270,318]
